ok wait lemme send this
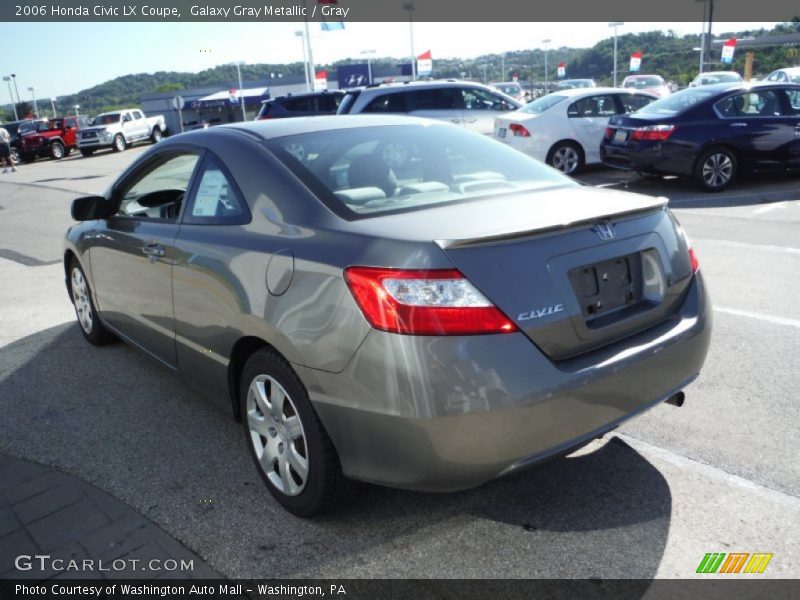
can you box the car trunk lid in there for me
[427,189,693,361]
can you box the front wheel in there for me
[695,147,737,192]
[69,259,116,346]
[548,142,584,175]
[112,134,126,153]
[150,127,162,144]
[50,142,65,160]
[240,349,356,517]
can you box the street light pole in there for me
[543,39,551,90]
[230,61,247,122]
[10,74,21,107]
[360,49,376,85]
[28,86,39,119]
[403,3,416,81]
[2,76,17,120]
[295,31,311,92]
[609,22,624,87]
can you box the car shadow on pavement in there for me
[0,323,670,583]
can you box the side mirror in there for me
[71,195,114,221]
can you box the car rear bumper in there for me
[296,272,711,492]
[600,141,696,176]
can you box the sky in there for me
[0,21,780,100]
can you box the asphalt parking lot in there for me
[1,146,799,579]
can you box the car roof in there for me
[354,79,496,92]
[544,86,655,97]
[623,74,664,79]
[773,66,800,74]
[217,114,453,140]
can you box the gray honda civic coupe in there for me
[64,116,711,516]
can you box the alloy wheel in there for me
[71,267,93,334]
[551,145,580,174]
[702,153,733,189]
[246,374,309,496]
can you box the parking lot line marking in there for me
[696,238,800,255]
[752,201,788,215]
[714,306,800,329]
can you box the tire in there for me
[548,141,584,175]
[112,134,126,153]
[10,147,20,163]
[240,348,356,517]
[50,142,65,160]
[69,258,116,346]
[80,149,95,158]
[150,127,162,144]
[694,146,737,192]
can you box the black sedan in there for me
[601,82,800,191]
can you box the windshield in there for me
[93,113,122,125]
[518,94,567,114]
[638,87,717,116]
[495,84,521,95]
[789,74,800,84]
[624,76,664,88]
[695,73,742,85]
[266,124,575,219]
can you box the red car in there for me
[19,115,90,162]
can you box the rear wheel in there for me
[150,127,162,144]
[240,348,356,517]
[548,142,584,175]
[695,147,737,192]
[112,134,126,153]
[50,142,65,160]
[69,258,116,346]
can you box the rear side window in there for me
[184,156,249,225]
[363,93,408,113]
[786,90,800,115]
[318,94,342,111]
[281,97,315,112]
[620,93,655,114]
[408,88,461,110]
[461,88,516,112]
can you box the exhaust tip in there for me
[665,391,685,407]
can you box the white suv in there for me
[336,80,522,136]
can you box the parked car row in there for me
[2,108,167,164]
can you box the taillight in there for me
[344,267,518,336]
[509,123,531,137]
[630,124,676,141]
[688,248,700,273]
[604,127,613,139]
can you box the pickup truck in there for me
[77,109,166,156]
[19,115,90,162]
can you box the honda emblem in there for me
[593,221,615,240]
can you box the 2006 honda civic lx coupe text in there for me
[64,116,711,516]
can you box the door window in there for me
[115,153,200,220]
[715,90,784,118]
[408,88,461,110]
[784,90,800,115]
[568,95,619,117]
[184,156,250,225]
[619,93,655,114]
[363,92,408,113]
[461,88,515,112]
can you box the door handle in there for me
[142,244,165,258]
[729,122,748,127]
